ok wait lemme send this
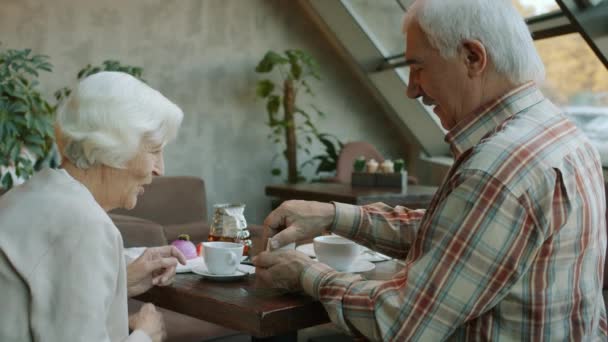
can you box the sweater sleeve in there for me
[28,218,127,342]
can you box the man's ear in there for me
[461,40,487,77]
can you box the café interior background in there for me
[0,0,413,224]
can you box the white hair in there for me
[56,71,184,169]
[404,0,545,84]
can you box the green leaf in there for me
[26,144,43,157]
[286,50,302,80]
[318,136,337,159]
[256,80,275,98]
[9,141,21,161]
[301,80,313,95]
[1,172,14,190]
[271,168,282,176]
[24,134,44,145]
[255,51,289,73]
[77,65,92,79]
[312,105,327,117]
[316,159,335,173]
[266,95,280,116]
[38,62,52,72]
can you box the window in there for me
[343,0,406,56]
[535,33,608,163]
[513,0,560,18]
[306,0,608,160]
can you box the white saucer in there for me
[343,260,375,273]
[296,243,390,263]
[295,243,315,257]
[177,256,248,273]
[191,264,255,281]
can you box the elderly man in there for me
[253,0,608,340]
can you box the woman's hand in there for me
[127,245,187,297]
[129,303,165,342]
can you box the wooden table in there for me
[135,246,403,339]
[266,183,437,209]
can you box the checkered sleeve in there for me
[302,171,546,340]
[331,202,425,259]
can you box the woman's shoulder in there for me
[0,169,123,280]
[0,168,121,246]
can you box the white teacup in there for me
[313,236,360,271]
[202,242,244,275]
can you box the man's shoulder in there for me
[462,111,587,195]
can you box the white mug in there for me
[313,236,360,271]
[202,242,244,275]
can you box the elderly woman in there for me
[0,71,185,342]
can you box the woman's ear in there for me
[54,125,66,165]
[461,40,487,77]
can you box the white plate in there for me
[296,243,391,263]
[191,263,255,281]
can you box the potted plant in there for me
[0,45,56,190]
[55,60,145,101]
[255,49,343,183]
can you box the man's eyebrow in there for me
[404,59,422,66]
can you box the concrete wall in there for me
[0,0,406,224]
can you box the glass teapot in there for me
[207,203,251,255]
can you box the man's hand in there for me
[264,200,335,250]
[127,245,187,297]
[129,303,165,342]
[252,250,316,290]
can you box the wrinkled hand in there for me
[129,303,165,342]
[252,250,316,291]
[264,200,335,250]
[127,245,187,297]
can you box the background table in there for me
[266,183,437,209]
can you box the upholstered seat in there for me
[110,176,246,341]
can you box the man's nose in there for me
[406,73,420,99]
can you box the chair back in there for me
[335,141,384,184]
[111,176,207,226]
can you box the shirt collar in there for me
[445,82,545,159]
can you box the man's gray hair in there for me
[56,71,184,169]
[404,0,545,84]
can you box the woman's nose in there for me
[153,155,164,176]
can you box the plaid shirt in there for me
[301,83,608,341]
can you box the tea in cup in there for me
[313,236,360,271]
[202,241,244,275]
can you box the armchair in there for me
[110,176,246,342]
